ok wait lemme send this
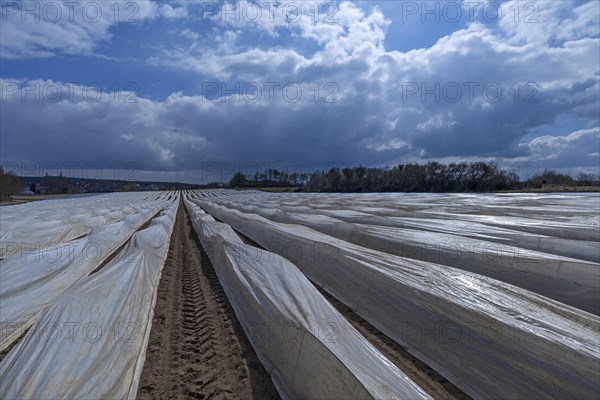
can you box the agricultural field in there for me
[0,190,598,399]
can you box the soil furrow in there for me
[137,201,279,400]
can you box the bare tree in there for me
[0,167,23,199]
[577,172,595,186]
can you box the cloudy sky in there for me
[1,0,599,183]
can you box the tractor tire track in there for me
[137,200,278,400]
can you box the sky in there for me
[1,0,599,183]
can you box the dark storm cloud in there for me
[1,1,599,181]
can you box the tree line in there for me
[0,169,200,200]
[229,162,599,192]
[1,162,597,199]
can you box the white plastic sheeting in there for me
[205,196,600,314]
[0,200,170,352]
[183,197,431,400]
[194,196,600,400]
[240,199,600,262]
[1,192,175,258]
[199,190,600,241]
[0,196,179,400]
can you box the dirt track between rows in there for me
[138,200,469,400]
[137,201,279,400]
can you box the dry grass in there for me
[10,193,83,202]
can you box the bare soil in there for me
[137,201,279,400]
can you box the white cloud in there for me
[368,140,411,152]
[520,128,600,169]
[180,29,200,41]
[149,0,599,164]
[499,0,600,44]
[417,114,457,132]
[155,2,188,19]
[0,0,188,59]
[2,1,599,175]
